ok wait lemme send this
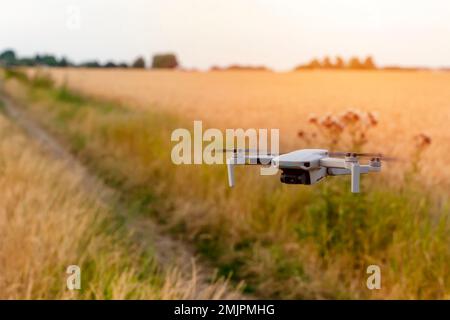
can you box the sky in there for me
[1,0,450,70]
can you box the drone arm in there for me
[319,157,347,169]
[327,165,372,175]
[226,154,274,187]
[321,157,364,193]
[246,154,275,165]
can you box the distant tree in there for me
[118,62,129,68]
[348,56,363,69]
[132,56,146,68]
[104,61,117,68]
[34,54,41,64]
[34,54,59,67]
[151,53,179,69]
[308,58,321,69]
[0,49,17,66]
[335,56,345,69]
[362,56,376,69]
[322,56,333,69]
[43,55,58,66]
[59,57,70,67]
[294,58,322,71]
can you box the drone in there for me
[225,149,387,193]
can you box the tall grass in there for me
[0,72,237,299]
[2,70,449,299]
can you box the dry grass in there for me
[0,103,237,299]
[32,68,450,186]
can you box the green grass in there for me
[3,68,28,82]
[54,84,86,104]
[2,69,449,299]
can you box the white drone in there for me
[225,149,385,193]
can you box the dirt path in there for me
[0,92,246,299]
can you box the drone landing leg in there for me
[227,160,235,187]
[350,163,360,193]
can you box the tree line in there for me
[0,49,179,69]
[295,56,376,70]
[2,49,436,71]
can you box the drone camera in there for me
[280,169,311,185]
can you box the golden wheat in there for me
[32,68,450,186]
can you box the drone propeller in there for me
[218,148,280,155]
[219,148,255,153]
[328,151,399,161]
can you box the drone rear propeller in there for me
[328,151,399,162]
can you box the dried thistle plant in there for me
[298,109,378,151]
[410,133,432,174]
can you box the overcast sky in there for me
[1,0,450,70]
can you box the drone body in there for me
[226,149,382,193]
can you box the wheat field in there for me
[31,68,450,186]
[3,68,449,299]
